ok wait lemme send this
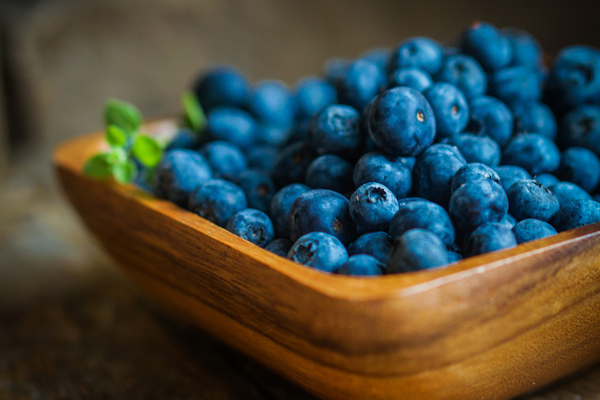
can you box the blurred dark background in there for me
[1,0,600,398]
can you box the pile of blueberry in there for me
[153,21,600,276]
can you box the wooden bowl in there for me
[53,120,600,400]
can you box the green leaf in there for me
[109,147,128,164]
[83,153,115,179]
[105,125,128,147]
[104,99,142,135]
[112,159,138,183]
[132,135,163,168]
[182,91,206,132]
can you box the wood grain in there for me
[53,122,600,400]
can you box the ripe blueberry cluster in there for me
[153,21,600,276]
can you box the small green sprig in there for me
[84,99,163,183]
[181,91,207,132]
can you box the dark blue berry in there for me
[337,60,386,112]
[368,87,436,157]
[534,173,559,188]
[288,189,356,245]
[387,229,449,273]
[449,179,508,235]
[467,96,514,147]
[349,183,399,232]
[288,232,348,273]
[502,27,543,69]
[494,165,532,192]
[512,219,557,244]
[443,134,501,167]
[488,66,542,106]
[551,199,600,232]
[390,199,455,245]
[502,133,560,175]
[245,145,278,173]
[226,209,275,248]
[435,54,487,99]
[198,141,247,181]
[465,222,517,256]
[347,231,392,263]
[360,48,391,71]
[387,68,433,92]
[166,128,201,151]
[249,81,296,128]
[507,179,560,222]
[305,154,354,194]
[272,141,317,187]
[556,147,600,192]
[461,22,512,72]
[206,107,257,147]
[413,144,467,208]
[309,104,362,158]
[193,66,250,111]
[387,37,444,75]
[423,82,470,139]
[549,182,591,208]
[254,124,291,147]
[337,255,385,276]
[154,150,213,207]
[451,163,501,194]
[188,179,248,227]
[265,238,293,257]
[512,102,557,140]
[353,152,413,200]
[294,77,337,120]
[269,183,311,238]
[558,105,600,157]
[236,170,276,213]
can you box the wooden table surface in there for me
[1,161,599,400]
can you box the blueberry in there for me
[249,81,296,128]
[414,144,467,208]
[512,219,557,244]
[236,170,276,213]
[154,150,213,207]
[422,82,470,139]
[507,179,559,222]
[272,141,317,187]
[265,238,293,257]
[188,179,248,227]
[435,54,487,99]
[166,128,201,151]
[353,152,413,200]
[488,66,542,106]
[556,147,600,192]
[309,104,362,158]
[349,183,399,232]
[387,229,449,273]
[390,199,455,245]
[285,120,311,146]
[493,165,532,191]
[387,67,433,92]
[460,21,512,72]
[551,199,600,232]
[360,47,391,71]
[347,231,392,263]
[305,154,354,194]
[294,77,338,120]
[499,213,518,229]
[288,189,356,245]
[287,232,348,273]
[387,37,444,75]
[397,197,426,207]
[549,182,592,208]
[337,255,384,276]
[254,124,291,147]
[226,209,275,248]
[544,46,600,112]
[368,87,436,157]
[337,59,386,112]
[594,195,600,203]
[512,102,557,140]
[245,145,278,173]
[198,141,247,181]
[443,134,501,167]
[534,173,559,188]
[446,251,463,263]
[205,107,257,147]
[502,133,560,175]
[558,105,600,157]
[466,96,514,147]
[465,222,517,257]
[451,163,501,194]
[269,183,311,238]
[502,27,543,69]
[323,58,350,84]
[193,66,250,111]
[449,179,508,235]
